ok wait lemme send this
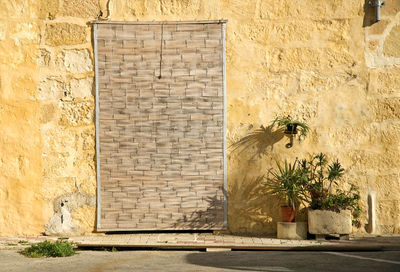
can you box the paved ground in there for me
[71,233,400,251]
[71,233,329,250]
[1,249,400,272]
[2,234,400,251]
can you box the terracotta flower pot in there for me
[281,206,296,222]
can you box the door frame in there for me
[93,20,227,231]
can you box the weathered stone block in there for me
[71,205,96,234]
[248,20,351,46]
[377,200,400,226]
[0,23,6,41]
[258,0,361,20]
[369,68,400,95]
[0,34,37,67]
[369,123,400,146]
[39,0,59,19]
[61,49,93,73]
[9,22,37,46]
[42,151,72,177]
[70,77,94,98]
[40,102,58,124]
[45,23,87,46]
[381,0,400,16]
[0,0,37,18]
[371,98,400,121]
[59,99,94,127]
[383,25,400,58]
[374,174,400,200]
[367,19,390,35]
[269,47,354,72]
[348,149,400,174]
[61,0,100,18]
[38,78,68,101]
[38,49,51,67]
[43,177,77,200]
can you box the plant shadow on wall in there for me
[228,124,284,162]
[228,175,282,234]
[226,124,287,234]
[174,196,224,229]
[226,116,310,234]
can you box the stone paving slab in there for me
[69,233,336,250]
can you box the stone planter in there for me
[308,208,352,235]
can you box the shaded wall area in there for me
[0,0,399,236]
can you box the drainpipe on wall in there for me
[369,0,386,22]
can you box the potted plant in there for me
[263,159,308,222]
[272,115,310,142]
[300,153,361,238]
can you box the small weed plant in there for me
[20,241,76,258]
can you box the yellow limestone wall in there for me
[1,0,400,236]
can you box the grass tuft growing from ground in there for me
[20,241,76,258]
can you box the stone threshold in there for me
[69,233,395,251]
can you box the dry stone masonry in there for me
[96,22,226,230]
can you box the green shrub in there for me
[299,153,362,227]
[20,241,76,258]
[264,153,362,227]
[263,159,308,209]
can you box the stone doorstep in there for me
[69,234,330,250]
[68,233,327,250]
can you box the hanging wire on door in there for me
[158,23,164,79]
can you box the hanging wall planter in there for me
[284,123,298,135]
[272,116,309,148]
